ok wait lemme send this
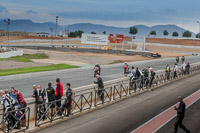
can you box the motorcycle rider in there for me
[181,56,185,63]
[176,56,179,64]
[123,62,129,75]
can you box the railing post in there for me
[91,91,93,108]
[80,94,83,112]
[94,87,97,107]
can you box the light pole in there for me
[50,28,53,45]
[4,18,10,47]
[55,16,59,37]
[197,21,200,44]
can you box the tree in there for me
[182,30,192,38]
[103,31,106,34]
[129,26,138,35]
[196,33,200,38]
[172,32,179,37]
[150,30,156,37]
[163,30,169,38]
[68,30,84,37]
[91,31,96,34]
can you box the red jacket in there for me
[55,82,63,97]
[14,91,26,105]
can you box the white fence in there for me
[0,49,23,58]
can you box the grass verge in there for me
[110,60,124,64]
[0,53,48,62]
[0,64,79,76]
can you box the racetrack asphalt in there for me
[0,55,200,98]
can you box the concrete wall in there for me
[0,49,23,58]
[12,46,153,57]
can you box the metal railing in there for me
[0,107,30,133]
[1,63,200,132]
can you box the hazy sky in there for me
[0,0,200,33]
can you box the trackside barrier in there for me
[0,62,200,132]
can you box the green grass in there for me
[110,60,124,64]
[0,53,48,62]
[0,64,79,76]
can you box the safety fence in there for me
[0,63,200,132]
[0,107,30,133]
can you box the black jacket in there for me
[177,101,186,117]
[94,77,104,88]
[46,87,55,101]
[33,89,43,104]
[66,88,72,101]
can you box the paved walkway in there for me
[34,73,200,133]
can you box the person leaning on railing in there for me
[55,78,63,116]
[165,64,171,80]
[32,85,47,120]
[0,90,18,130]
[5,89,21,129]
[61,83,73,117]
[10,87,27,127]
[94,74,104,102]
[149,67,156,88]
[46,82,55,116]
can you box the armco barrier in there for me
[0,62,200,132]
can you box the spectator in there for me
[142,67,149,88]
[181,62,186,75]
[174,96,190,133]
[165,64,171,80]
[5,89,21,129]
[185,62,190,75]
[10,87,27,127]
[149,68,156,88]
[94,74,104,102]
[62,83,73,117]
[130,66,136,76]
[32,85,37,97]
[0,90,17,130]
[55,78,63,116]
[46,82,55,116]
[33,85,46,120]
[136,67,142,89]
[174,63,178,79]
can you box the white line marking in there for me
[131,89,200,133]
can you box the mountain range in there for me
[0,19,195,37]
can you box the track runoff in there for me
[131,89,200,133]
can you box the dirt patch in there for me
[146,38,200,46]
[146,45,200,53]
[0,60,51,69]
[150,51,189,57]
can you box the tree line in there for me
[129,26,200,38]
[68,27,199,38]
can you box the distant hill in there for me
[0,19,62,34]
[0,19,195,37]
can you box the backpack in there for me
[8,92,19,105]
